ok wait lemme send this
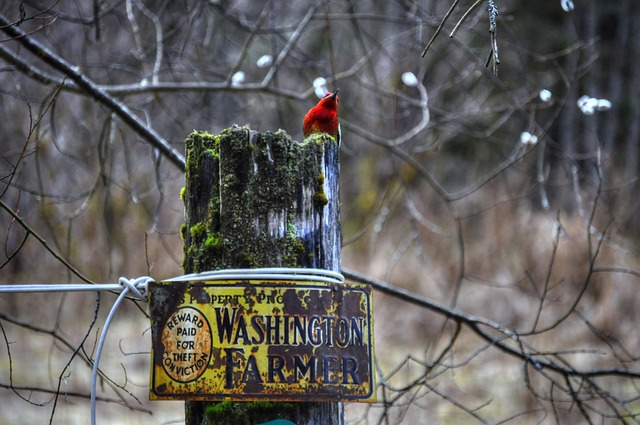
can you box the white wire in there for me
[166,267,344,285]
[0,283,127,293]
[0,268,344,293]
[90,276,151,425]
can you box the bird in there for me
[303,89,341,143]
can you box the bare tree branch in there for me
[343,267,640,380]
[0,13,186,171]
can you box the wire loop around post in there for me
[118,275,151,299]
[165,267,344,285]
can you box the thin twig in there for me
[261,5,318,86]
[422,0,461,57]
[450,0,483,38]
[0,199,94,283]
[486,0,500,75]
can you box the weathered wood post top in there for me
[182,125,341,273]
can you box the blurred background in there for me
[1,0,640,423]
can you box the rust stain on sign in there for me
[149,279,375,402]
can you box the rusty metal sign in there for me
[149,279,375,402]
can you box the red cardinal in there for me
[303,89,340,143]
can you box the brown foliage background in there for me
[1,0,640,423]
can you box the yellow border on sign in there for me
[149,279,376,402]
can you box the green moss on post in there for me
[182,126,342,425]
[204,401,298,425]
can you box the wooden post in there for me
[182,126,343,425]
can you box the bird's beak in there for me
[329,89,339,99]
